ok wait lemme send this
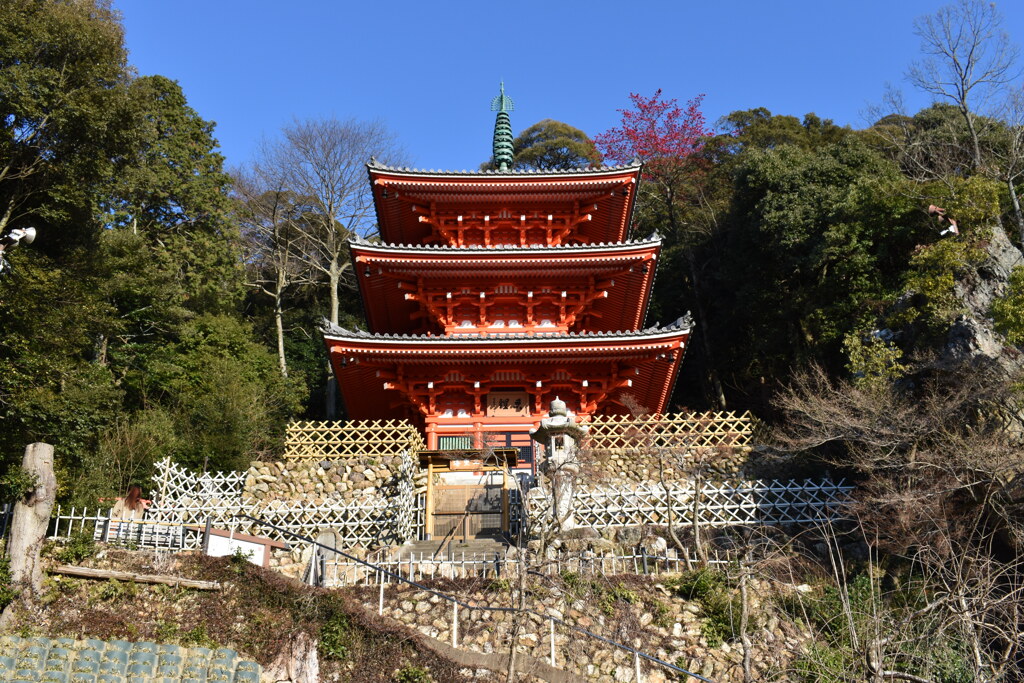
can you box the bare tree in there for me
[258,118,405,416]
[261,118,405,325]
[771,362,1024,678]
[908,0,1020,172]
[233,169,316,377]
[990,85,1024,241]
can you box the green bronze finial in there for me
[490,81,514,113]
[491,82,514,171]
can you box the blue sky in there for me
[115,0,1024,171]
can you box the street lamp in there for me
[0,227,37,277]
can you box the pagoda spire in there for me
[490,82,514,171]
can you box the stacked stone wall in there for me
[354,576,803,682]
[242,457,427,505]
[586,448,749,485]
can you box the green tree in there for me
[0,0,137,489]
[0,2,303,500]
[147,314,305,472]
[105,75,243,315]
[0,0,135,243]
[712,137,921,393]
[482,119,601,170]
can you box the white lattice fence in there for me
[529,478,853,530]
[147,455,418,546]
[153,458,245,510]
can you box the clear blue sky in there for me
[115,0,1024,171]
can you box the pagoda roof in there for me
[367,159,642,177]
[368,161,642,246]
[350,236,661,335]
[349,233,660,254]
[322,315,691,346]
[323,316,690,421]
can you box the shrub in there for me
[394,664,432,683]
[0,465,38,501]
[664,569,740,647]
[991,265,1024,344]
[320,612,353,660]
[0,555,17,610]
[56,531,96,564]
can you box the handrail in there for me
[237,514,713,682]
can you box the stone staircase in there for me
[394,536,507,561]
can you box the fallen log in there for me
[50,565,221,591]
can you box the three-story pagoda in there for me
[323,86,691,467]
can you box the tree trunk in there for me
[692,467,707,566]
[274,292,288,378]
[686,250,727,409]
[325,260,341,419]
[963,107,984,172]
[740,552,753,683]
[1,443,57,627]
[329,259,341,326]
[1008,177,1024,246]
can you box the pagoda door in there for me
[432,483,505,539]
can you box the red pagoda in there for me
[323,86,690,466]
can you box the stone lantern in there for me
[530,397,588,531]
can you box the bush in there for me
[320,612,353,660]
[664,569,741,647]
[0,465,38,502]
[56,531,96,564]
[991,265,1024,344]
[0,555,17,610]
[394,664,432,683]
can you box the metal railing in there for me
[323,546,732,588]
[240,514,712,683]
[48,505,203,551]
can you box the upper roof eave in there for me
[367,159,642,180]
[349,234,662,255]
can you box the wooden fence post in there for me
[452,602,459,648]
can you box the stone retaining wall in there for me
[586,448,749,485]
[242,457,427,505]
[354,575,804,683]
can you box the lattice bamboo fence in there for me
[527,478,853,531]
[147,457,418,546]
[283,419,425,459]
[585,411,756,455]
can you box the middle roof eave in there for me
[349,235,661,256]
[322,316,692,348]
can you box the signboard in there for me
[206,535,267,566]
[450,458,484,471]
[486,391,530,417]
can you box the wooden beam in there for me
[51,565,221,591]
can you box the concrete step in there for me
[395,538,507,561]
